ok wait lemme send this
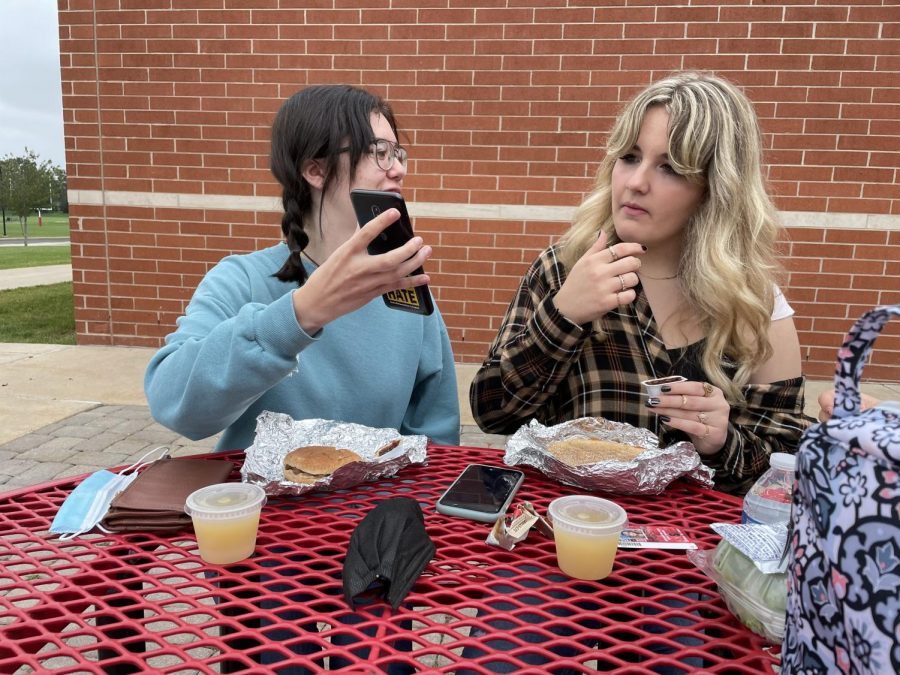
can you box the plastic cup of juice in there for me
[548,495,627,581]
[185,482,266,565]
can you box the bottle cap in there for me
[770,452,797,472]
[874,400,900,414]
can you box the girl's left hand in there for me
[646,380,730,456]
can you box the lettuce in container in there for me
[688,539,787,644]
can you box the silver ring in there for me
[618,274,627,292]
[608,245,619,262]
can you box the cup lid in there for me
[185,482,266,520]
[549,495,627,535]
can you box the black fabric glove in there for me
[342,497,435,610]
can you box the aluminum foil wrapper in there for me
[504,417,715,495]
[241,412,427,496]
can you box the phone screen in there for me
[439,465,524,514]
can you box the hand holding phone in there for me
[435,464,525,523]
[350,188,434,315]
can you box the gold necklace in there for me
[639,272,678,280]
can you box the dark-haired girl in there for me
[146,84,459,449]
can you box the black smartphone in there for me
[349,188,434,316]
[435,464,526,523]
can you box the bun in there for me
[283,445,361,484]
[547,437,644,465]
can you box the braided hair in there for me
[270,85,399,284]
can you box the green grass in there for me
[1,211,70,239]
[0,282,76,344]
[0,245,71,270]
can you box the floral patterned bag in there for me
[782,304,900,675]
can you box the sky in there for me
[0,0,65,168]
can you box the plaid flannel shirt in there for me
[470,244,812,495]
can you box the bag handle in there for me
[832,304,900,418]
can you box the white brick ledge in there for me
[68,189,900,231]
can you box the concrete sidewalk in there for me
[0,264,72,290]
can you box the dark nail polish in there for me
[641,245,648,251]
[659,416,671,423]
[646,397,660,407]
[661,385,672,393]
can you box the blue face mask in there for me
[50,447,169,540]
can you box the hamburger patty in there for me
[283,445,362,483]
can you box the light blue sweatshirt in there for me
[145,243,460,451]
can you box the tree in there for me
[50,166,68,213]
[0,149,63,245]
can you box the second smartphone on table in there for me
[435,464,526,523]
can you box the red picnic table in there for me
[0,445,778,673]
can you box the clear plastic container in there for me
[741,453,797,525]
[548,495,627,580]
[687,540,786,644]
[185,482,266,565]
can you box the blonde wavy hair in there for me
[559,72,780,402]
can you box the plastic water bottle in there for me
[741,453,797,525]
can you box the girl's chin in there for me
[612,224,640,244]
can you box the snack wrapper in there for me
[241,412,427,496]
[486,502,553,550]
[711,523,789,574]
[504,417,714,495]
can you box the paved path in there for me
[0,264,72,290]
[0,237,70,247]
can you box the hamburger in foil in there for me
[504,417,714,495]
[241,411,427,496]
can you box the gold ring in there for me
[681,394,688,408]
[697,412,707,424]
[703,382,714,398]
[618,274,627,292]
[608,245,619,262]
[703,424,711,438]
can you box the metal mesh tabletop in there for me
[0,445,778,673]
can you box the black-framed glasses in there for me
[331,139,408,171]
[368,138,408,171]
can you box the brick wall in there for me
[58,0,900,382]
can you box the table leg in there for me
[217,573,263,674]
